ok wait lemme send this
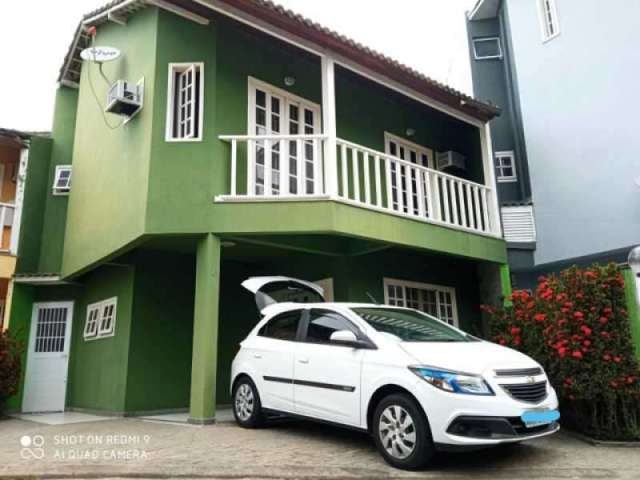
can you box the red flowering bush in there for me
[482,263,640,440]
[0,329,23,413]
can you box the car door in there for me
[249,309,303,413]
[293,308,366,427]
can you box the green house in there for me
[6,0,512,424]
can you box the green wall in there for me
[125,250,195,412]
[38,87,78,273]
[66,265,135,413]
[623,268,640,359]
[62,8,159,278]
[15,136,52,274]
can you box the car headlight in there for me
[409,366,494,396]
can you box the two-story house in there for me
[7,0,512,424]
[466,0,640,353]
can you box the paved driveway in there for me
[0,416,638,479]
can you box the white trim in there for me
[192,1,485,128]
[14,275,64,285]
[494,150,517,183]
[52,165,72,196]
[83,297,118,341]
[537,0,560,43]
[472,37,503,60]
[321,56,338,197]
[147,0,210,25]
[480,124,502,236]
[11,147,28,255]
[165,62,205,142]
[383,277,459,327]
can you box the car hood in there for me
[399,340,539,375]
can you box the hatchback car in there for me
[231,276,560,470]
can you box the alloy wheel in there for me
[378,405,417,459]
[235,383,254,421]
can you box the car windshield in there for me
[352,307,473,343]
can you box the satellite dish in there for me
[80,46,121,63]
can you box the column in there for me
[189,233,221,424]
[321,55,338,197]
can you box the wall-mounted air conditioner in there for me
[436,151,466,171]
[106,79,143,117]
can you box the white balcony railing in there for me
[0,202,15,252]
[217,134,499,237]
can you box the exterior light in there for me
[284,76,296,87]
[221,241,236,248]
[628,246,640,276]
[405,128,416,137]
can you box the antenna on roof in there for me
[365,292,379,304]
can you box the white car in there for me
[231,277,560,470]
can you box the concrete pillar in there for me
[622,268,640,360]
[500,263,513,305]
[189,233,221,424]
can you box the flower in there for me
[603,354,611,361]
[613,356,621,363]
[574,311,585,320]
[580,326,592,336]
[510,327,521,335]
[598,316,608,325]
[534,313,547,322]
[571,351,583,359]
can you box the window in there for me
[248,78,321,196]
[538,0,560,42]
[384,278,458,327]
[52,165,72,195]
[304,309,359,345]
[258,310,302,341]
[494,151,517,183]
[83,297,117,340]
[472,37,503,60]
[166,63,204,141]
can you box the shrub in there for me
[482,263,640,440]
[0,329,23,413]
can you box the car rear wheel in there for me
[372,393,435,470]
[232,376,265,428]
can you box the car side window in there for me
[305,309,359,345]
[258,310,302,341]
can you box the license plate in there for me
[521,409,560,428]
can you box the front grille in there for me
[501,381,548,403]
[494,367,543,377]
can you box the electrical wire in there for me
[86,35,124,130]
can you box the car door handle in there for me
[298,358,309,364]
[253,354,262,359]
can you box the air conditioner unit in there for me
[436,151,466,171]
[106,80,142,116]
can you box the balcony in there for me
[216,134,500,237]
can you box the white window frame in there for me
[52,165,72,195]
[384,132,434,169]
[383,277,459,327]
[537,0,560,42]
[83,297,118,341]
[247,76,322,195]
[472,37,503,60]
[165,62,204,142]
[494,151,517,183]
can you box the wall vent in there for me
[501,205,536,243]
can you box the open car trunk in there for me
[241,276,325,314]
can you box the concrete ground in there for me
[1,414,639,479]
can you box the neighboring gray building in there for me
[466,0,640,288]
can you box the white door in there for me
[294,308,364,426]
[22,302,73,413]
[385,133,434,216]
[249,78,321,196]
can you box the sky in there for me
[0,0,478,132]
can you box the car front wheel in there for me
[232,376,264,428]
[372,393,435,470]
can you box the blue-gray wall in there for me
[469,0,640,267]
[506,0,640,265]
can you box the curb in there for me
[562,428,640,447]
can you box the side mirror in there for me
[329,330,375,349]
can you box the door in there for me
[249,78,321,196]
[22,302,73,413]
[249,309,303,412]
[293,309,365,426]
[385,133,434,216]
